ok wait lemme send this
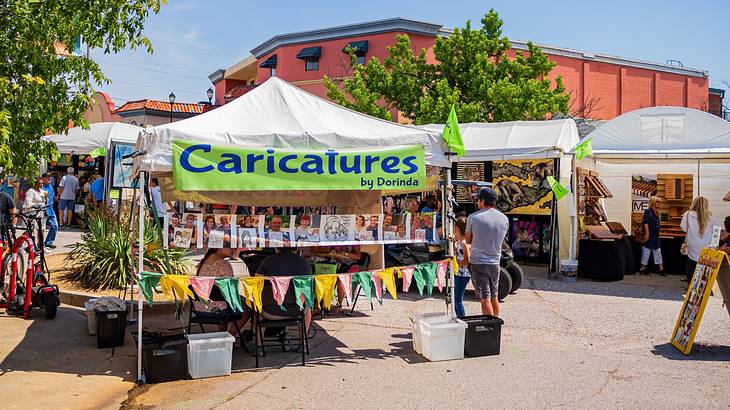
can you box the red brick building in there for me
[209,18,718,122]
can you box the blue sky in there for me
[94,0,730,106]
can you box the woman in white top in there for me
[680,196,718,282]
[23,178,47,211]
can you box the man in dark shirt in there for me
[257,248,312,331]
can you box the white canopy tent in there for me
[580,106,730,233]
[44,122,141,154]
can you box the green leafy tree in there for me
[325,9,570,125]
[0,0,164,177]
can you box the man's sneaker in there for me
[45,244,57,249]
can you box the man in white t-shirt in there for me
[58,167,79,228]
[149,178,168,227]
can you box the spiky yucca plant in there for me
[65,206,190,291]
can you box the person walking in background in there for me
[453,216,471,318]
[42,173,58,249]
[681,196,718,282]
[149,178,167,227]
[639,196,664,276]
[23,178,46,211]
[58,167,79,228]
[89,173,105,205]
[466,187,509,317]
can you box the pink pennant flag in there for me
[189,276,215,301]
[400,267,415,292]
[268,276,292,307]
[337,274,353,305]
[436,261,448,292]
[371,273,384,302]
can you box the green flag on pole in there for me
[442,105,465,156]
[88,147,106,158]
[574,138,592,160]
[547,176,569,200]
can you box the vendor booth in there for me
[577,106,730,278]
[419,119,580,268]
[131,77,466,380]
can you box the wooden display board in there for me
[670,248,730,355]
[656,174,692,238]
[576,167,612,231]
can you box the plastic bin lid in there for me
[186,332,235,344]
[421,318,467,330]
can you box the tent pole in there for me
[445,155,456,320]
[548,158,560,276]
[136,171,145,383]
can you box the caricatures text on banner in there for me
[172,139,426,191]
[165,212,439,250]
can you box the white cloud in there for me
[182,27,201,43]
[169,2,197,12]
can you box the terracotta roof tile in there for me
[115,99,205,114]
[224,84,257,101]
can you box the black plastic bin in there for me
[95,309,128,348]
[142,336,189,383]
[461,314,504,357]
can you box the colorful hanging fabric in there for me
[436,261,448,292]
[337,274,353,305]
[371,273,384,303]
[378,268,398,301]
[268,276,292,308]
[314,274,338,310]
[138,272,162,306]
[189,276,215,302]
[292,276,314,310]
[415,263,436,297]
[450,257,459,276]
[352,271,373,301]
[215,278,244,313]
[241,277,265,313]
[399,267,415,292]
[159,275,193,302]
[412,265,426,296]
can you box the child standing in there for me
[453,217,471,317]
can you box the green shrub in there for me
[64,206,190,291]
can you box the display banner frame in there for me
[670,248,730,355]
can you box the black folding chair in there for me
[187,285,247,346]
[348,253,373,315]
[253,279,309,367]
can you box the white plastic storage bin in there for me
[410,313,451,354]
[186,332,235,379]
[84,298,98,335]
[420,318,467,361]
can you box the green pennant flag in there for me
[292,276,314,310]
[215,278,244,313]
[138,272,162,306]
[547,176,569,200]
[352,271,373,301]
[88,147,106,158]
[442,105,465,156]
[574,138,592,160]
[412,266,426,296]
[422,263,436,297]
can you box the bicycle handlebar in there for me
[15,205,51,219]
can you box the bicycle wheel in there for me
[1,251,25,301]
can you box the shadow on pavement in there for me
[0,306,135,381]
[650,342,730,361]
[520,273,686,302]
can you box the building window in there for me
[271,67,276,77]
[259,54,277,77]
[305,57,319,71]
[343,40,368,66]
[355,54,366,65]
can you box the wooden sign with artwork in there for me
[670,248,730,355]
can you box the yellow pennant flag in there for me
[314,274,338,310]
[450,257,459,275]
[241,277,266,313]
[378,268,398,301]
[159,275,193,302]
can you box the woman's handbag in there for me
[680,237,688,256]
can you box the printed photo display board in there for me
[164,212,438,250]
[670,248,730,355]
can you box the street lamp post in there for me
[207,87,214,104]
[168,92,175,123]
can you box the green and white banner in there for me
[172,139,426,191]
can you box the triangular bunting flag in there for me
[215,278,244,313]
[314,274,338,310]
[417,263,437,297]
[378,268,398,301]
[159,275,193,302]
[413,266,426,296]
[337,274,353,305]
[241,277,266,313]
[352,271,373,301]
[268,276,292,308]
[574,138,592,160]
[292,276,314,310]
[138,272,162,306]
[436,261,448,292]
[449,257,459,276]
[189,276,215,302]
[400,267,415,292]
[371,273,384,303]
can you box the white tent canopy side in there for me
[135,76,448,174]
[44,122,141,154]
[581,106,730,236]
[419,119,579,161]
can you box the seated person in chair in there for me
[196,248,250,338]
[257,248,312,332]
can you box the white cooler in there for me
[420,318,467,361]
[186,332,235,379]
[410,313,452,354]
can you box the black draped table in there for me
[578,237,635,281]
